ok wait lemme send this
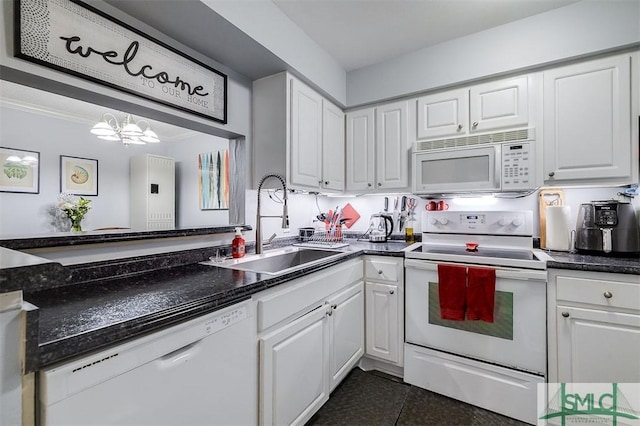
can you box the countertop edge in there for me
[23,242,639,371]
[0,225,252,250]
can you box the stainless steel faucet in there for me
[256,174,289,254]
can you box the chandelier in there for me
[90,113,160,145]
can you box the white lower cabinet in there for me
[1,292,24,426]
[548,269,640,383]
[260,303,331,426]
[329,282,365,390]
[363,256,404,366]
[256,259,364,425]
[365,282,400,363]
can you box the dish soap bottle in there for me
[232,227,245,258]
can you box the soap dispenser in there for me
[232,227,246,258]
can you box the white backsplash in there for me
[245,186,639,242]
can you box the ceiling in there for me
[272,0,578,71]
[105,0,578,81]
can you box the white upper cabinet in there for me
[417,89,468,139]
[346,108,375,191]
[469,77,529,132]
[417,76,530,140]
[290,78,323,189]
[322,100,346,191]
[253,72,345,192]
[543,53,637,185]
[346,101,409,192]
[376,101,410,190]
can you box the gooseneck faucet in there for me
[256,174,289,254]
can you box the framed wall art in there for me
[60,155,98,196]
[198,150,229,210]
[15,0,227,123]
[0,147,40,194]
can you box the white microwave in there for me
[412,142,537,195]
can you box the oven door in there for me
[404,259,546,375]
[412,145,501,194]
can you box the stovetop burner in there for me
[410,244,537,261]
[405,210,551,270]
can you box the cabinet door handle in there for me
[326,309,333,317]
[367,183,372,187]
[318,180,323,186]
[377,270,383,275]
[548,171,555,177]
[331,304,337,309]
[457,124,463,130]
[604,291,613,299]
[561,311,570,318]
[472,121,478,128]
[324,181,329,186]
[389,289,395,295]
[377,182,382,187]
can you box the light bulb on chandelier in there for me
[90,113,160,145]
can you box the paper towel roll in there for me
[546,205,572,251]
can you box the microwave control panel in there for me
[502,142,533,190]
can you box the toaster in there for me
[575,200,640,254]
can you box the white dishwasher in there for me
[39,300,257,426]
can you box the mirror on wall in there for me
[0,80,239,237]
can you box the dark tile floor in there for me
[306,368,529,426]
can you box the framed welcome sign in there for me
[14,0,227,123]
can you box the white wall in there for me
[203,0,347,106]
[168,134,230,228]
[347,1,640,106]
[260,188,640,245]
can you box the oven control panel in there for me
[422,210,533,236]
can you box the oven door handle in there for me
[405,259,547,282]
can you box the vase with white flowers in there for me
[58,193,91,232]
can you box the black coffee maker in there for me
[575,200,640,254]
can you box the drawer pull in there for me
[603,291,613,299]
[326,310,333,317]
[378,270,383,275]
[561,312,570,318]
[331,304,337,309]
[389,289,395,295]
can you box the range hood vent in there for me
[415,128,535,152]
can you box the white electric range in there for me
[403,210,551,424]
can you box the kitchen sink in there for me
[201,247,349,275]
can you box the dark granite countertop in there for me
[0,225,252,250]
[16,234,637,372]
[22,239,411,371]
[547,251,640,275]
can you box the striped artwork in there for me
[198,150,229,210]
